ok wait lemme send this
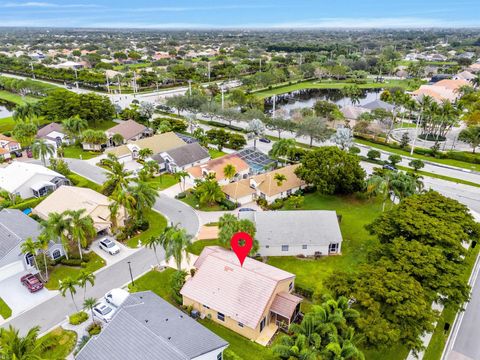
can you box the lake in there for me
[0,99,15,118]
[264,88,383,117]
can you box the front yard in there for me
[126,209,168,248]
[0,297,12,319]
[39,327,77,360]
[180,191,223,211]
[63,145,99,160]
[146,174,178,190]
[45,252,106,290]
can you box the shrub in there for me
[219,199,237,211]
[349,146,361,155]
[87,322,101,336]
[256,198,268,209]
[409,159,425,171]
[206,120,227,128]
[268,198,284,210]
[367,149,381,160]
[388,154,402,166]
[69,311,88,325]
[9,197,45,211]
[60,258,83,266]
[294,284,314,300]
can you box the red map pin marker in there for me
[230,232,253,267]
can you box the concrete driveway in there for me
[90,237,139,265]
[0,271,56,321]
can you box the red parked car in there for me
[21,274,44,293]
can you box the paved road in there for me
[64,158,108,184]
[1,247,163,335]
[153,194,200,237]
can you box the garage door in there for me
[0,261,24,282]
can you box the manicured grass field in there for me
[180,191,223,212]
[0,90,38,105]
[67,173,102,192]
[0,116,51,133]
[267,193,383,296]
[355,137,480,172]
[39,327,77,360]
[187,239,223,255]
[147,174,178,190]
[129,268,177,304]
[0,297,12,319]
[45,252,106,290]
[208,148,227,159]
[126,209,168,248]
[89,120,118,131]
[63,145,100,160]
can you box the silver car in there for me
[93,302,115,322]
[99,238,120,255]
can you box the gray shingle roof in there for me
[76,291,228,360]
[362,99,395,112]
[0,209,42,260]
[240,210,343,247]
[165,143,210,167]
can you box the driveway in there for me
[0,271,56,322]
[90,237,139,266]
[64,158,108,184]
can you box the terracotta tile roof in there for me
[270,292,302,319]
[106,120,148,140]
[188,154,249,181]
[106,132,186,157]
[253,164,305,197]
[434,79,470,90]
[181,246,295,329]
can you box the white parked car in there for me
[104,288,129,308]
[98,237,120,255]
[93,302,116,322]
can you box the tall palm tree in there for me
[142,235,162,266]
[194,178,225,206]
[366,174,390,212]
[268,138,297,165]
[159,224,192,271]
[31,139,55,166]
[59,277,79,312]
[65,209,96,261]
[36,233,50,281]
[77,270,96,301]
[102,159,132,196]
[62,116,88,142]
[273,333,319,360]
[41,212,70,259]
[111,133,124,146]
[20,238,41,277]
[138,148,153,161]
[128,181,157,220]
[83,297,97,323]
[274,173,287,186]
[114,189,137,219]
[0,325,44,360]
[174,170,190,192]
[223,164,236,182]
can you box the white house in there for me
[159,143,210,173]
[240,210,343,257]
[0,209,65,282]
[187,153,250,185]
[0,162,70,199]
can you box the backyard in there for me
[208,148,227,159]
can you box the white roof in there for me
[0,162,63,193]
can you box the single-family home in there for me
[106,132,186,163]
[222,164,306,205]
[159,143,210,173]
[467,63,480,74]
[76,291,228,360]
[239,210,343,257]
[181,246,302,344]
[33,186,125,234]
[187,154,250,185]
[453,70,477,82]
[0,134,21,160]
[362,99,395,112]
[0,209,65,282]
[105,119,151,146]
[411,79,470,102]
[0,162,70,199]
[36,123,70,146]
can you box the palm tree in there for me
[59,276,79,311]
[65,209,96,261]
[366,174,391,211]
[142,235,162,266]
[83,297,97,324]
[12,102,41,124]
[41,212,70,259]
[20,237,41,277]
[115,189,137,219]
[194,178,225,206]
[0,325,44,360]
[77,270,95,301]
[138,148,153,161]
[159,224,193,271]
[36,233,50,281]
[274,173,287,186]
[273,333,319,360]
[128,181,157,220]
[174,170,190,192]
[111,133,124,146]
[62,116,88,142]
[269,138,297,165]
[31,139,55,166]
[102,158,132,196]
[223,164,236,182]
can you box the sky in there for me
[0,0,479,29]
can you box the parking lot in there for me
[0,271,56,321]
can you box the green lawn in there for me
[0,116,51,134]
[45,252,106,290]
[147,174,178,190]
[67,173,102,192]
[180,191,223,211]
[63,145,100,160]
[0,297,12,319]
[126,209,168,248]
[187,239,223,255]
[395,122,417,128]
[90,120,118,131]
[355,137,480,172]
[0,90,38,105]
[39,327,77,360]
[267,193,383,296]
[208,148,226,159]
[129,268,177,304]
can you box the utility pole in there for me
[117,74,122,95]
[207,62,211,82]
[30,63,35,79]
[272,94,276,118]
[188,79,192,96]
[127,261,134,286]
[410,113,421,156]
[221,85,225,110]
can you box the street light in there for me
[220,85,226,110]
[127,261,134,286]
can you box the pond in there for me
[0,99,15,118]
[264,88,383,117]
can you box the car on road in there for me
[259,137,271,143]
[104,288,129,308]
[21,273,44,293]
[383,164,397,172]
[99,237,120,255]
[93,302,115,322]
[239,208,256,212]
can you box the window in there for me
[329,243,339,253]
[286,189,292,196]
[281,245,289,252]
[217,312,225,321]
[217,353,223,360]
[25,253,35,267]
[203,304,210,309]
[238,322,244,327]
[302,245,307,250]
[289,282,293,291]
[52,250,61,259]
[260,317,266,332]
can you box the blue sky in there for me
[0,0,479,28]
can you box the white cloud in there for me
[2,2,101,8]
[129,4,278,12]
